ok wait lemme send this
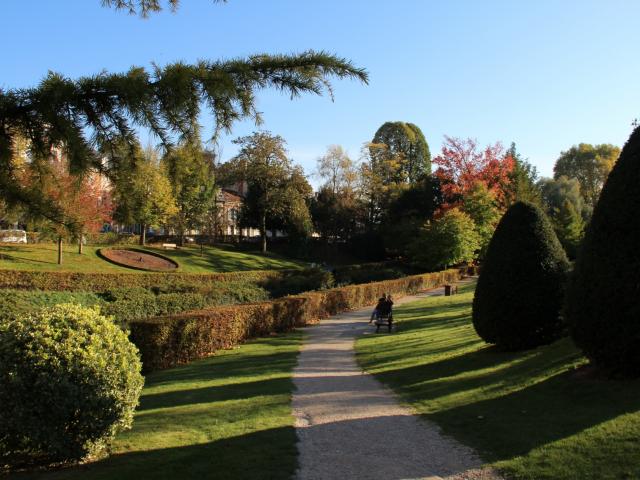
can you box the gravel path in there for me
[292,281,501,480]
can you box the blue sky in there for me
[2,0,639,184]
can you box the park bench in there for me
[444,284,458,296]
[374,313,393,333]
[162,243,177,250]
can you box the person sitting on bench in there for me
[382,294,394,331]
[369,294,388,324]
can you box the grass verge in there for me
[356,281,640,480]
[15,332,303,480]
[0,244,306,273]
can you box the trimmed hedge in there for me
[0,269,288,292]
[565,126,640,375]
[129,268,463,371]
[472,202,570,350]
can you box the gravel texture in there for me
[293,282,502,480]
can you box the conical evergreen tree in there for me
[472,201,570,350]
[565,127,639,375]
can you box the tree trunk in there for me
[57,237,63,265]
[139,224,146,246]
[261,212,267,253]
[78,232,83,254]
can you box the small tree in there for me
[565,126,640,375]
[472,202,570,350]
[410,208,480,271]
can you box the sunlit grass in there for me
[356,281,640,480]
[0,243,306,273]
[15,332,303,480]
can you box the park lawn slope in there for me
[0,244,306,273]
[356,281,640,480]
[16,332,303,480]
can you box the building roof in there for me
[217,189,243,203]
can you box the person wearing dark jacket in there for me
[369,294,388,323]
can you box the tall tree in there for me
[370,122,431,184]
[311,145,360,242]
[231,132,312,252]
[162,141,216,245]
[553,143,620,208]
[552,199,585,259]
[504,143,542,206]
[539,175,589,257]
[380,176,442,257]
[110,144,177,245]
[433,136,515,210]
[315,145,358,195]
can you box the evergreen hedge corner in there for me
[565,127,640,375]
[472,201,570,350]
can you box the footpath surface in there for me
[292,279,500,480]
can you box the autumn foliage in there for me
[433,136,515,211]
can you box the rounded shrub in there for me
[472,201,570,350]
[565,127,639,375]
[0,304,144,463]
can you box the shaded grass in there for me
[0,244,306,273]
[14,332,303,480]
[356,281,640,480]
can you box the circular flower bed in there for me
[99,248,178,272]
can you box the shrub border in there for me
[0,268,289,292]
[130,268,464,372]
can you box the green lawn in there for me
[356,281,640,480]
[16,332,303,480]
[0,244,306,273]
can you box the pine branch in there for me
[101,0,226,18]
[0,52,368,224]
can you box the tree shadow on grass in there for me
[13,427,297,480]
[139,376,294,411]
[147,336,302,386]
[429,366,640,463]
[371,338,640,464]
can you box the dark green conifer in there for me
[565,127,640,375]
[472,201,570,350]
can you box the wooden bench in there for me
[162,243,177,250]
[444,284,458,296]
[374,313,393,333]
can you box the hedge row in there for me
[0,269,289,292]
[129,268,463,372]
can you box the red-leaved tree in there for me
[433,136,515,211]
[39,160,113,262]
